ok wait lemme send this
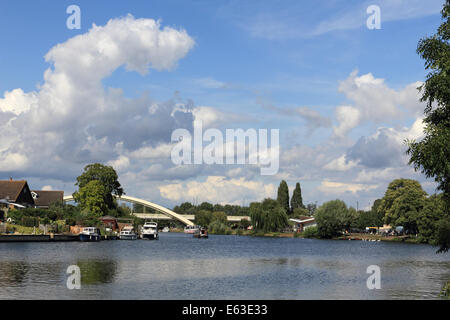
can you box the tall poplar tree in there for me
[277,180,290,214]
[290,182,304,211]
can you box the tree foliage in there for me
[353,200,384,230]
[378,179,427,234]
[75,163,124,210]
[406,1,450,252]
[290,182,304,212]
[74,180,108,218]
[417,194,445,244]
[194,210,213,227]
[250,198,288,233]
[315,200,349,238]
[277,180,290,214]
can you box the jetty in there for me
[0,234,80,242]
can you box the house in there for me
[100,216,119,231]
[289,216,316,233]
[0,179,35,209]
[31,190,64,209]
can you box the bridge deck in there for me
[133,214,250,222]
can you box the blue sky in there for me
[0,0,445,209]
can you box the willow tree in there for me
[250,199,288,233]
[406,1,449,252]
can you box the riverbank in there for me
[0,234,80,242]
[208,229,424,244]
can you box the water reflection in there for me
[0,234,448,299]
[77,260,117,285]
[0,261,64,287]
[0,261,29,285]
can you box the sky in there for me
[0,0,446,210]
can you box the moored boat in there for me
[79,227,101,242]
[193,227,208,238]
[184,225,199,234]
[119,226,138,240]
[141,221,159,240]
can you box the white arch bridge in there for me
[63,195,250,226]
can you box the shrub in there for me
[302,226,319,238]
[208,221,228,234]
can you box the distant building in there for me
[100,216,119,231]
[0,179,35,209]
[31,190,64,209]
[289,216,316,233]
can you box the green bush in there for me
[21,216,39,227]
[208,221,228,234]
[302,226,319,238]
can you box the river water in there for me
[0,232,448,300]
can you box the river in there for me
[0,232,448,299]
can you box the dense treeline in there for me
[6,201,132,228]
[309,178,448,252]
[173,202,250,216]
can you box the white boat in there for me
[184,225,199,234]
[119,226,137,240]
[79,227,101,242]
[141,221,159,240]
[162,227,170,233]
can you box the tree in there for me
[371,199,384,228]
[199,202,214,212]
[354,200,384,230]
[174,202,195,214]
[277,180,290,214]
[75,163,124,209]
[344,207,358,232]
[378,179,427,234]
[406,1,450,250]
[290,182,304,212]
[239,218,251,229]
[315,200,348,238]
[249,198,288,233]
[436,219,450,253]
[306,203,317,216]
[417,194,445,244]
[212,211,227,224]
[292,207,309,218]
[133,203,144,213]
[213,204,224,212]
[74,180,108,218]
[194,210,213,227]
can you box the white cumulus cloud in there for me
[0,15,195,180]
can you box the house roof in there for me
[100,216,118,221]
[31,190,64,207]
[0,180,28,202]
[289,217,316,224]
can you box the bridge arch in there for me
[63,194,194,226]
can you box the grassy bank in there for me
[3,223,44,235]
